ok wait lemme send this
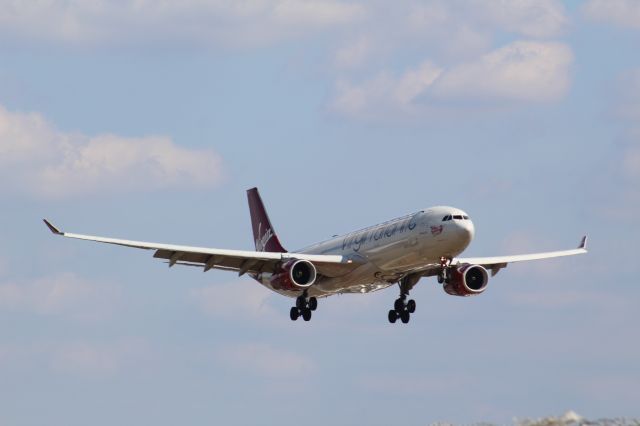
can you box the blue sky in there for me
[0,1,639,425]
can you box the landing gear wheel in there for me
[400,311,410,324]
[388,310,398,324]
[437,274,444,284]
[407,299,416,314]
[308,297,318,311]
[290,307,300,321]
[394,298,405,312]
[292,294,318,321]
[302,308,312,321]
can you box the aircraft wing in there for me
[43,220,360,277]
[452,236,588,276]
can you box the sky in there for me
[0,1,639,425]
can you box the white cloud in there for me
[583,0,640,30]
[623,140,640,181]
[507,289,630,311]
[51,339,149,377]
[433,41,573,101]
[190,280,280,321]
[215,343,315,378]
[331,0,567,72]
[0,0,365,47]
[0,272,120,319]
[332,62,443,117]
[615,69,640,121]
[358,372,469,394]
[332,41,573,118]
[333,35,372,70]
[0,105,223,198]
[474,0,568,38]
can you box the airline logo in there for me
[256,222,274,252]
[431,225,443,236]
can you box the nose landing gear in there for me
[437,256,452,284]
[290,293,318,322]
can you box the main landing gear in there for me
[388,295,416,324]
[290,293,318,322]
[388,274,420,324]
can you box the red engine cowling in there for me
[270,259,317,291]
[443,264,489,297]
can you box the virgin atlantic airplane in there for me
[44,187,587,324]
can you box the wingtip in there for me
[579,235,588,250]
[43,219,62,235]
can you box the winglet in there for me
[43,219,62,235]
[579,235,588,250]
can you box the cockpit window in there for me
[453,215,463,220]
[463,215,469,220]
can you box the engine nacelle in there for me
[270,259,317,290]
[443,264,489,297]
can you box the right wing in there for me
[43,220,361,277]
[453,236,588,276]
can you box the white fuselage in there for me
[257,206,475,297]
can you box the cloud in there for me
[215,342,315,378]
[358,372,469,394]
[601,70,640,218]
[332,61,444,117]
[333,35,372,70]
[0,0,365,47]
[332,41,573,118]
[331,0,567,72]
[583,0,640,30]
[623,135,640,180]
[473,0,568,38]
[507,289,630,311]
[433,41,572,101]
[190,280,280,321]
[0,105,223,198]
[614,69,640,121]
[50,339,149,377]
[0,272,120,319]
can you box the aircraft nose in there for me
[457,219,475,243]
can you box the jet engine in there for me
[270,259,317,290]
[443,264,489,297]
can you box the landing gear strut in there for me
[437,256,452,284]
[290,293,318,322]
[388,274,419,324]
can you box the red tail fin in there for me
[247,187,287,253]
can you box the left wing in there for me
[43,219,360,277]
[453,236,588,276]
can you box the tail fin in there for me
[247,187,287,253]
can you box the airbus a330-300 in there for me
[44,187,587,324]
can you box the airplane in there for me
[43,187,587,324]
